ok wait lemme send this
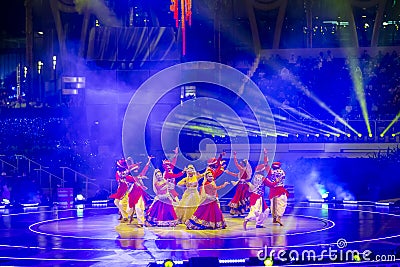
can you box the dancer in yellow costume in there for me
[175,164,202,223]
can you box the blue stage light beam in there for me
[276,120,338,136]
[272,113,339,135]
[160,93,344,138]
[265,96,347,135]
[280,71,361,136]
[168,111,334,138]
[268,109,341,136]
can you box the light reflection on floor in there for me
[0,203,398,266]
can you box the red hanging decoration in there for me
[170,0,192,55]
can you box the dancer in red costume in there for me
[224,152,252,216]
[126,156,153,226]
[267,161,289,226]
[199,152,226,198]
[243,166,279,229]
[242,148,276,229]
[145,169,180,227]
[206,152,226,179]
[162,147,185,202]
[109,159,131,222]
[186,169,229,230]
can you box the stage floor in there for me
[0,203,399,266]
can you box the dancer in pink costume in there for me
[186,169,229,230]
[225,152,252,216]
[145,169,179,227]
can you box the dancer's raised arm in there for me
[170,147,179,169]
[224,169,237,177]
[213,152,226,178]
[233,151,244,171]
[138,156,154,177]
[263,148,271,173]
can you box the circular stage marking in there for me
[12,205,400,253]
[28,213,333,241]
[0,207,400,262]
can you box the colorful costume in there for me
[206,153,225,179]
[162,151,185,202]
[198,154,226,197]
[186,171,229,230]
[267,162,289,226]
[109,159,131,221]
[145,169,179,227]
[225,154,252,215]
[126,158,152,226]
[243,164,277,230]
[175,165,201,223]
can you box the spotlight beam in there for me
[164,112,339,139]
[380,111,400,137]
[282,107,348,135]
[265,95,347,135]
[142,28,165,64]
[276,119,338,136]
[280,71,361,136]
[349,63,372,136]
[158,103,341,138]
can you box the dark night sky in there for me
[0,0,26,38]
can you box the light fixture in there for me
[52,56,57,70]
[163,259,175,267]
[75,194,85,201]
[322,192,329,199]
[264,257,273,266]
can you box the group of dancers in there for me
[109,148,289,230]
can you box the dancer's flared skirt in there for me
[146,199,179,227]
[186,199,226,230]
[228,183,250,215]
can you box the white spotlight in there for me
[75,194,85,201]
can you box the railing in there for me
[33,167,64,199]
[6,155,99,201]
[14,154,48,175]
[0,155,17,173]
[60,167,98,198]
[15,155,64,200]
